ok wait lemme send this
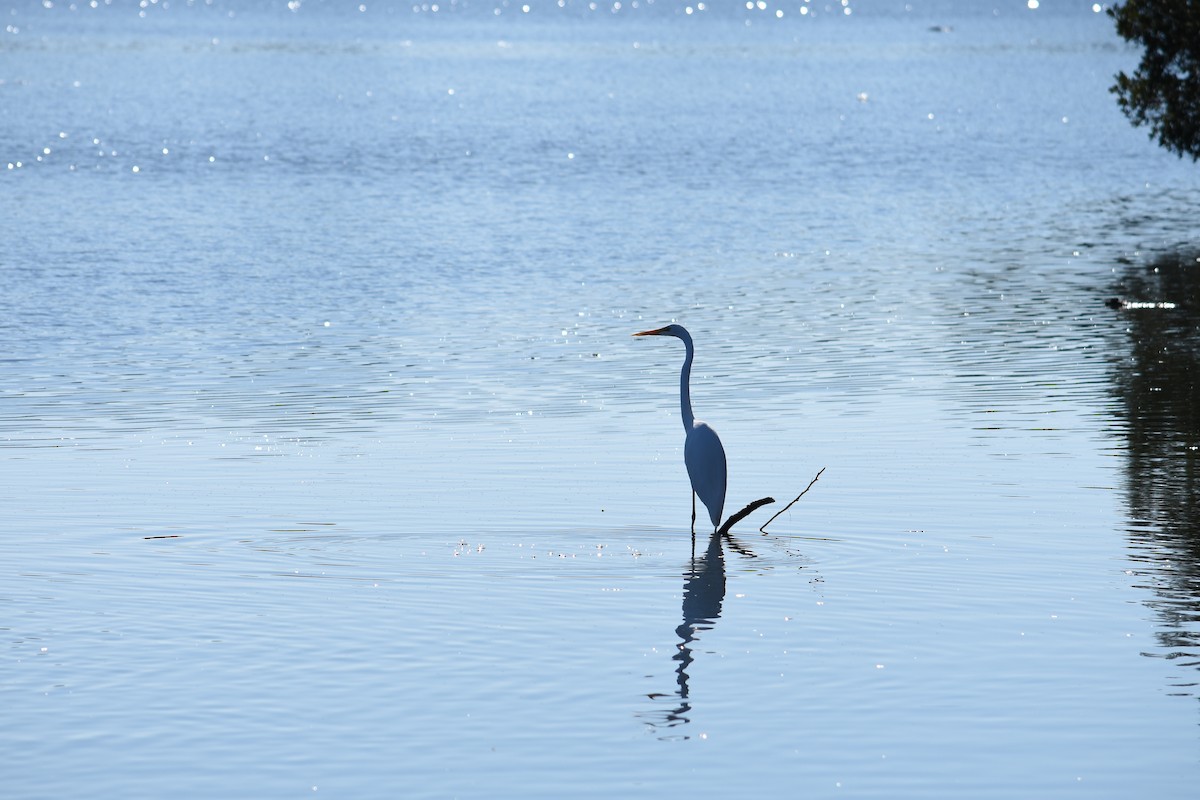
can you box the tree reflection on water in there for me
[1110,248,1200,696]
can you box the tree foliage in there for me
[1108,0,1200,161]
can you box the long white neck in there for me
[677,328,696,431]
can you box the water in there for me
[3,0,1200,796]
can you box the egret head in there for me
[633,323,685,339]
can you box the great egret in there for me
[633,324,727,534]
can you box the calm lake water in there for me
[3,0,1200,796]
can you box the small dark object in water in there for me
[1106,297,1177,310]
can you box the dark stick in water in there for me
[717,496,776,537]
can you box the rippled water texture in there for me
[2,1,1200,797]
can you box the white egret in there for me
[633,324,727,534]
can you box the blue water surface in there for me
[2,0,1200,797]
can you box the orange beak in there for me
[632,326,670,337]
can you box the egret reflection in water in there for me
[641,528,771,737]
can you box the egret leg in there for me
[690,496,697,554]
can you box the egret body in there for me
[633,324,728,533]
